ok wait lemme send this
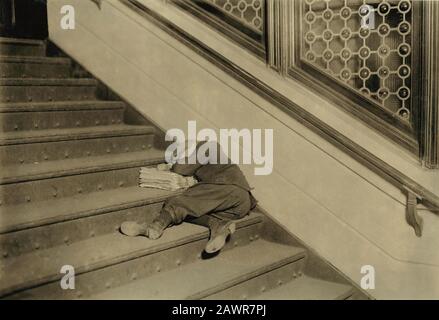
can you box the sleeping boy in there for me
[120,140,257,253]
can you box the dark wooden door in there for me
[0,0,48,39]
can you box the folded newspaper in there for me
[139,167,198,191]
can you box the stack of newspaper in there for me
[139,167,198,191]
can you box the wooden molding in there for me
[421,1,439,168]
[266,0,286,72]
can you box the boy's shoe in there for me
[120,221,165,240]
[205,220,236,253]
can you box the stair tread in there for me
[0,186,177,233]
[0,124,155,144]
[89,240,306,300]
[0,213,264,296]
[0,37,45,46]
[0,100,125,112]
[0,149,164,184]
[0,78,97,86]
[0,55,70,64]
[255,276,354,300]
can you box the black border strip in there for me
[121,0,439,211]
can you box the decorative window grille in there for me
[301,0,413,123]
[204,0,264,33]
[275,0,422,153]
[171,0,438,167]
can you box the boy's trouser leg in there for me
[188,214,237,253]
[121,204,174,239]
[160,184,252,253]
[161,184,252,225]
[122,184,251,244]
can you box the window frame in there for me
[269,0,423,155]
[169,0,439,168]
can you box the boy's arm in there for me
[157,160,200,176]
[171,163,202,176]
[169,140,207,176]
[169,140,226,176]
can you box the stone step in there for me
[253,275,354,300]
[0,101,125,132]
[0,166,143,206]
[0,187,177,257]
[0,55,71,78]
[0,149,164,185]
[1,213,264,299]
[0,100,125,113]
[87,240,306,300]
[0,37,46,57]
[203,260,305,300]
[0,125,156,165]
[0,78,98,102]
[0,124,154,145]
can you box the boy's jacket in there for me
[171,141,253,192]
[173,162,252,192]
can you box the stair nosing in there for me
[0,187,179,234]
[0,78,97,86]
[1,187,262,233]
[0,215,264,298]
[0,150,164,185]
[0,55,71,65]
[0,37,45,46]
[87,240,306,300]
[336,287,356,300]
[0,125,156,146]
[253,275,355,300]
[0,101,125,113]
[188,253,307,300]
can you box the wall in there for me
[47,0,439,299]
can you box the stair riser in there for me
[0,134,155,166]
[0,167,143,206]
[0,85,97,102]
[0,109,124,132]
[3,223,263,299]
[0,62,71,78]
[0,44,46,57]
[202,258,307,300]
[0,201,165,258]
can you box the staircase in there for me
[0,36,360,300]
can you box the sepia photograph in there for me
[0,0,438,308]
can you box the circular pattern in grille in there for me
[302,0,413,121]
[207,0,263,32]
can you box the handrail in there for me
[120,0,439,236]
